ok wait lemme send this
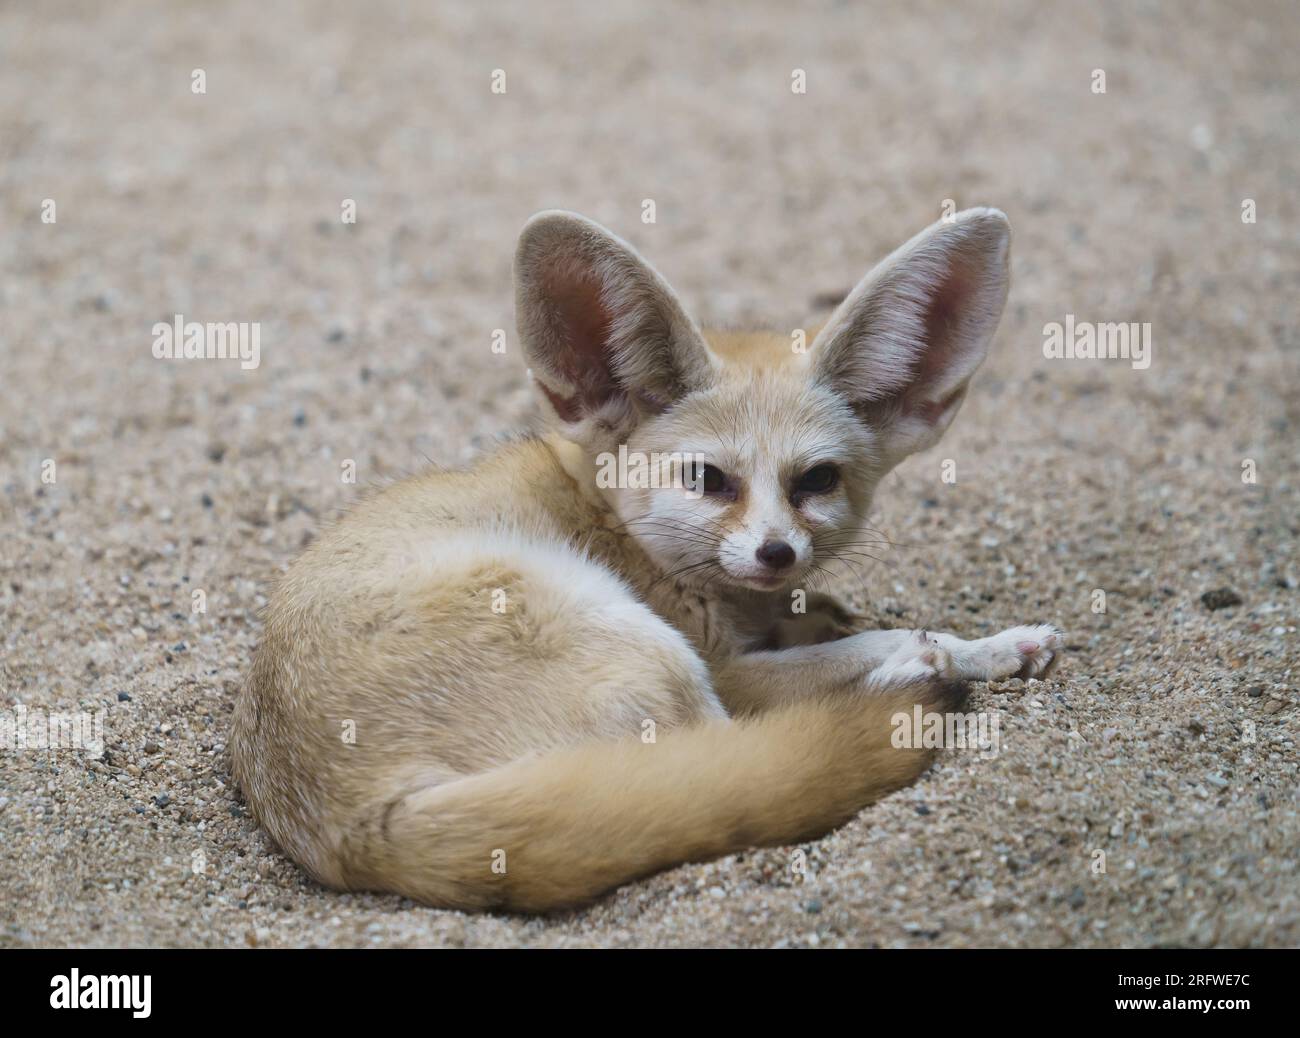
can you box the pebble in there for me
[1201,588,1243,611]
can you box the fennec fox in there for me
[232,207,1061,912]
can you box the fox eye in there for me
[794,464,839,496]
[694,463,728,495]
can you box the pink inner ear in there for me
[905,261,975,423]
[542,267,620,417]
[916,265,968,383]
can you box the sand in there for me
[1,0,1296,947]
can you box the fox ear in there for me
[810,208,1011,462]
[515,211,717,439]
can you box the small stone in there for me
[804,899,822,914]
[117,692,131,702]
[1245,685,1264,698]
[154,794,171,808]
[1200,588,1242,611]
[1206,774,1229,789]
[1188,719,1205,735]
[1263,699,1284,714]
[1066,886,1086,909]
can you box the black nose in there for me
[755,540,796,571]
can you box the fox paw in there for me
[868,630,958,689]
[767,592,859,649]
[805,592,860,640]
[968,624,1062,680]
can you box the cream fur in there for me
[230,208,1060,912]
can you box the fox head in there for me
[515,208,1010,593]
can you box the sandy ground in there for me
[1,0,1297,948]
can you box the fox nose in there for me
[755,539,796,571]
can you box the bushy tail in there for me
[341,679,967,912]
